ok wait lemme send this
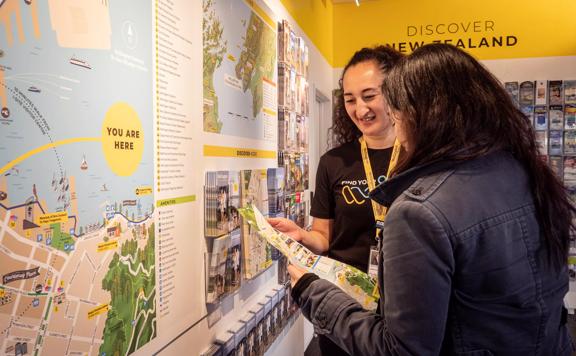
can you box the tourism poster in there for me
[0,1,156,355]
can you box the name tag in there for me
[368,246,379,279]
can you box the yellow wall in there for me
[280,0,576,68]
[279,0,334,64]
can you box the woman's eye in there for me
[345,99,355,104]
[363,95,375,101]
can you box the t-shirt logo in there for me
[341,175,387,205]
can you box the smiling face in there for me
[342,60,393,143]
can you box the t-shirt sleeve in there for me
[310,155,334,219]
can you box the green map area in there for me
[202,0,277,136]
[49,223,75,253]
[99,224,156,356]
[344,268,377,296]
[235,13,276,118]
[203,0,227,133]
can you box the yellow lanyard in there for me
[359,136,401,243]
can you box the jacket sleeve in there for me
[295,200,455,355]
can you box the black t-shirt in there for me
[311,140,393,272]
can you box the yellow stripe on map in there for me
[0,137,101,175]
[246,0,276,29]
[97,240,118,253]
[88,304,109,319]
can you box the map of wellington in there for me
[203,0,277,139]
[0,0,155,355]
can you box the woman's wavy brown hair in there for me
[383,43,575,267]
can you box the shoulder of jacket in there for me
[402,169,456,202]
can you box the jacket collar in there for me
[369,158,462,208]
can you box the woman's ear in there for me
[388,110,396,126]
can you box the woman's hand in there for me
[287,263,307,287]
[268,217,304,242]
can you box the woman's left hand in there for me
[287,263,307,287]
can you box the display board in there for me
[503,79,576,291]
[202,0,278,161]
[0,0,205,355]
[0,0,315,355]
[0,1,157,355]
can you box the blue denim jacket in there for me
[294,151,572,355]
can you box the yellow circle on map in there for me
[102,103,144,177]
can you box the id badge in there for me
[368,246,379,279]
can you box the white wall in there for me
[152,1,333,355]
[482,56,576,81]
[334,56,576,89]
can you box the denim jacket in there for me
[293,151,572,355]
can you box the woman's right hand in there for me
[268,217,305,242]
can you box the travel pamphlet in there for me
[239,205,379,310]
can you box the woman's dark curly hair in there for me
[330,46,403,146]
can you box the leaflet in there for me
[238,205,378,310]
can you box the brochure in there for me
[519,81,535,107]
[565,80,576,105]
[239,205,379,310]
[534,106,548,130]
[549,105,564,130]
[548,80,564,105]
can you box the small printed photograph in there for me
[548,131,563,155]
[278,109,287,150]
[533,106,548,130]
[267,167,286,217]
[548,80,564,105]
[216,185,229,232]
[206,235,230,303]
[535,131,547,155]
[563,156,576,201]
[549,105,564,130]
[566,105,576,130]
[504,82,519,107]
[228,171,241,232]
[563,156,576,186]
[565,80,576,105]
[304,254,318,268]
[205,171,232,237]
[297,115,309,152]
[535,80,547,105]
[224,230,242,294]
[519,81,535,107]
[564,131,576,154]
[285,237,295,248]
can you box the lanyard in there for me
[359,136,401,247]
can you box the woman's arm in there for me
[292,200,455,355]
